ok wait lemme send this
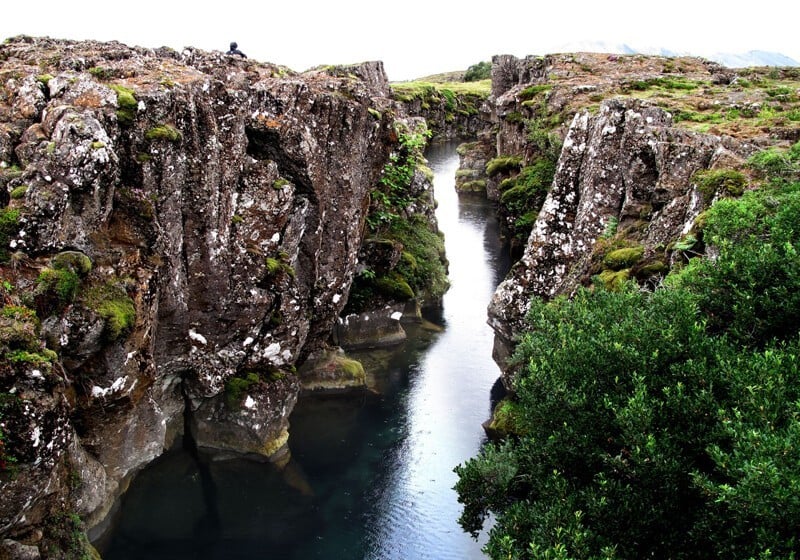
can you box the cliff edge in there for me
[0,35,403,552]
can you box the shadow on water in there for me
[97,140,510,560]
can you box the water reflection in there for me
[98,140,509,559]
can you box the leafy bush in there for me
[464,61,491,82]
[455,146,800,558]
[748,141,800,184]
[456,286,723,558]
[669,181,800,346]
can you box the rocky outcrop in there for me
[0,35,408,550]
[454,135,495,194]
[391,84,490,141]
[487,96,755,348]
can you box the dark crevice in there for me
[244,125,315,200]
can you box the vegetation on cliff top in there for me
[455,142,800,559]
[486,54,800,250]
[389,79,490,135]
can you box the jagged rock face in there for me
[488,97,754,344]
[0,36,398,540]
[454,135,495,195]
[490,54,551,99]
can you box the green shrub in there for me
[455,165,800,557]
[464,61,491,82]
[748,141,800,183]
[456,286,723,558]
[669,181,800,346]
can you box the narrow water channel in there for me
[97,141,510,559]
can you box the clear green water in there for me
[97,141,510,559]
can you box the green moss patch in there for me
[597,268,631,291]
[374,273,415,300]
[332,355,366,382]
[486,156,523,177]
[52,251,93,276]
[83,281,136,340]
[692,168,748,204]
[225,372,261,407]
[603,246,644,270]
[110,84,137,125]
[145,124,182,143]
[9,185,28,199]
[0,208,20,263]
[487,398,528,437]
[36,267,80,306]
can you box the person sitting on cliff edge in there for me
[226,41,247,58]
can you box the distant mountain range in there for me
[552,41,799,68]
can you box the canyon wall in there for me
[0,36,409,553]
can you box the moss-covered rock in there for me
[110,84,137,125]
[52,251,93,276]
[298,348,367,393]
[603,246,644,270]
[484,398,528,438]
[692,168,748,204]
[82,280,135,340]
[597,268,631,291]
[486,155,523,177]
[145,124,182,142]
[636,260,669,278]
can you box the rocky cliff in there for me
[0,36,415,554]
[478,53,799,371]
[488,97,753,345]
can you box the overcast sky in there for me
[2,0,799,81]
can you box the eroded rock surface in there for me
[0,36,405,548]
[488,97,755,344]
